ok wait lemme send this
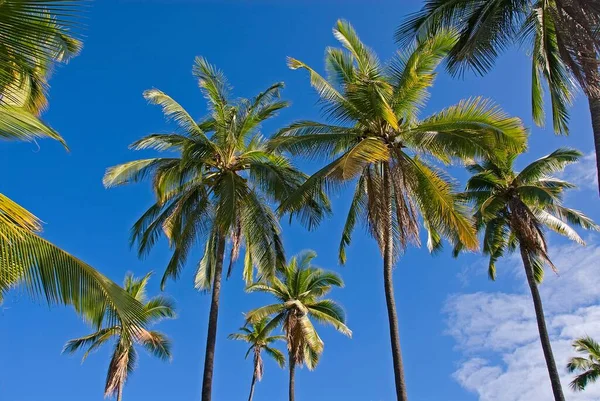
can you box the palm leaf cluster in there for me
[275,20,528,263]
[568,336,600,392]
[246,251,351,370]
[104,57,327,290]
[457,148,598,282]
[0,0,82,110]
[64,273,175,400]
[398,0,600,133]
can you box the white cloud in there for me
[561,152,598,191]
[445,239,600,401]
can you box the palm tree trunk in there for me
[288,353,296,401]
[382,165,409,401]
[587,94,600,196]
[247,371,257,401]
[116,383,124,401]
[520,246,566,401]
[201,233,227,401]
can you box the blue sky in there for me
[1,1,599,401]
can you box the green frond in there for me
[339,175,367,264]
[405,97,527,163]
[264,346,286,368]
[516,148,582,183]
[390,29,457,121]
[404,155,478,250]
[529,3,574,134]
[143,90,205,137]
[533,209,584,244]
[306,299,352,337]
[0,106,66,147]
[192,56,230,120]
[139,330,172,361]
[0,223,147,332]
[0,193,42,234]
[0,0,83,109]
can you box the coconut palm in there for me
[273,20,527,401]
[398,0,600,194]
[457,148,598,401]
[103,57,327,401]
[64,273,175,401]
[245,251,351,401]
[228,317,286,401]
[568,336,600,391]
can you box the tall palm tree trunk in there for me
[288,353,296,401]
[117,383,124,401]
[520,246,566,401]
[201,234,227,401]
[247,370,257,401]
[587,93,600,196]
[382,165,409,401]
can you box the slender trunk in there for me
[382,165,409,401]
[587,95,600,196]
[247,371,257,401]
[201,234,227,401]
[288,353,296,401]
[116,383,123,401]
[520,246,566,401]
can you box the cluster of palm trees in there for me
[2,1,600,401]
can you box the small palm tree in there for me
[274,20,526,401]
[398,0,600,194]
[103,58,326,401]
[458,148,598,401]
[568,337,600,392]
[64,273,175,401]
[245,251,351,401]
[228,317,286,401]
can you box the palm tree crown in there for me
[246,251,351,370]
[568,336,600,392]
[64,273,175,401]
[458,148,598,281]
[275,20,527,261]
[104,57,326,289]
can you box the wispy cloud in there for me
[445,240,600,401]
[561,152,598,191]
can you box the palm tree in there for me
[568,336,600,391]
[273,20,527,401]
[398,0,600,194]
[103,57,327,401]
[64,272,175,401]
[457,148,598,401]
[228,317,286,401]
[245,251,351,401]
